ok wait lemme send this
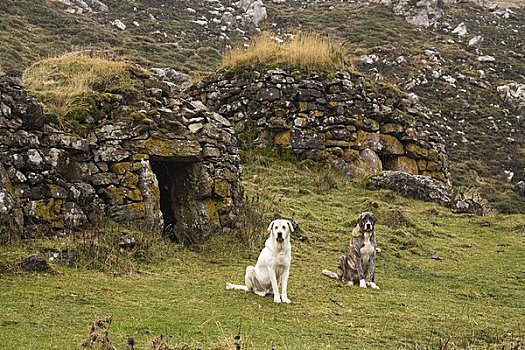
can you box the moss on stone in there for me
[125,188,143,202]
[406,143,429,159]
[112,162,132,175]
[214,180,232,198]
[202,199,220,227]
[122,171,139,189]
[29,199,64,228]
[104,186,126,205]
[128,139,201,159]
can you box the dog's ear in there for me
[267,220,274,232]
[287,220,294,233]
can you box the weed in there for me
[150,335,173,350]
[82,317,116,350]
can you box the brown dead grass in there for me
[22,52,135,118]
[219,32,350,71]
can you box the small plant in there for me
[219,32,350,72]
[82,317,116,350]
[150,335,173,350]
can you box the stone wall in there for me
[192,69,450,184]
[0,73,242,244]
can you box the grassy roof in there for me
[22,53,136,118]
[219,32,351,72]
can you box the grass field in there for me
[1,152,525,349]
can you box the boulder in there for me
[18,255,52,273]
[366,171,451,205]
[453,199,485,216]
[370,0,444,28]
[514,181,525,197]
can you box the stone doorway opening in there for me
[150,160,195,243]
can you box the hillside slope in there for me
[0,0,524,211]
[1,152,524,349]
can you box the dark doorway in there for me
[150,160,194,243]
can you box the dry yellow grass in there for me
[219,32,350,71]
[23,52,135,117]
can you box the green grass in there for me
[1,152,525,349]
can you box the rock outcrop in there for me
[371,0,445,28]
[366,170,451,205]
[0,72,242,244]
[514,181,525,197]
[193,68,450,184]
[56,0,109,14]
[497,83,525,112]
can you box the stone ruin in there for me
[0,72,242,245]
[0,64,457,243]
[192,68,450,185]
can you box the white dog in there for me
[226,219,293,303]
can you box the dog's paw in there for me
[359,279,367,288]
[226,282,233,289]
[281,295,292,304]
[368,282,380,290]
[273,295,282,303]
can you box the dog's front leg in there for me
[280,265,291,304]
[353,244,367,288]
[368,254,379,290]
[267,265,282,303]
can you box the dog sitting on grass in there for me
[226,219,293,303]
[322,212,380,289]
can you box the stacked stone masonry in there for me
[0,73,242,244]
[193,69,450,184]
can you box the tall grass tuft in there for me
[236,194,272,250]
[22,52,136,119]
[219,32,350,72]
[72,222,177,274]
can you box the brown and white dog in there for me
[226,219,293,303]
[322,212,379,289]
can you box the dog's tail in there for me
[321,269,339,280]
[226,282,249,291]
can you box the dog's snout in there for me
[364,222,372,231]
[276,231,284,242]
